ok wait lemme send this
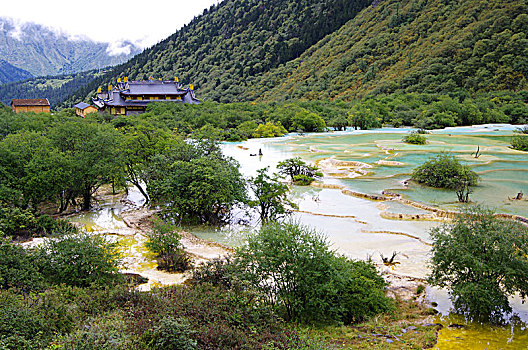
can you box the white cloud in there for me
[106,41,132,56]
[2,0,221,48]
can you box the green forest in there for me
[0,69,106,107]
[57,0,528,107]
[60,0,373,106]
[249,0,528,101]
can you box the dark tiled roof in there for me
[74,102,91,109]
[122,81,186,96]
[11,98,50,106]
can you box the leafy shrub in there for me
[145,217,191,272]
[248,168,296,222]
[277,157,321,182]
[59,310,132,350]
[0,204,77,239]
[36,233,122,288]
[293,174,314,185]
[428,207,528,323]
[190,257,244,291]
[252,121,288,138]
[411,153,479,202]
[511,134,528,151]
[142,316,197,350]
[402,132,427,145]
[235,222,392,324]
[0,238,43,292]
[126,284,311,349]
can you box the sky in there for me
[2,0,220,49]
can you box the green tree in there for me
[252,121,288,138]
[402,131,427,145]
[248,168,297,223]
[277,157,321,184]
[235,222,392,324]
[147,145,247,224]
[49,121,122,211]
[347,101,384,130]
[428,207,528,322]
[411,153,479,202]
[117,120,181,203]
[328,115,349,131]
[291,110,327,132]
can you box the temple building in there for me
[92,77,199,116]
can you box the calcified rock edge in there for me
[118,206,233,291]
[310,182,528,225]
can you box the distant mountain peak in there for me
[0,17,142,78]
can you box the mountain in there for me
[247,0,528,101]
[0,17,142,77]
[0,69,107,107]
[63,0,528,107]
[60,0,373,106]
[0,59,33,84]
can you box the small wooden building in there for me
[11,98,51,114]
[74,102,98,118]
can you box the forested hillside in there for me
[0,70,106,107]
[62,0,528,106]
[249,0,528,101]
[0,59,33,84]
[60,0,372,106]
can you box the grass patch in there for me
[302,295,439,349]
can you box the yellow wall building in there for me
[11,98,51,114]
[74,102,98,117]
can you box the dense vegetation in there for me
[60,0,528,106]
[0,231,312,349]
[0,59,33,84]
[60,0,372,106]
[412,153,479,202]
[402,131,427,145]
[428,207,528,323]
[0,69,106,107]
[250,0,528,101]
[232,222,394,324]
[100,91,528,144]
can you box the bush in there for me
[252,121,288,138]
[511,135,528,151]
[277,157,321,182]
[235,222,392,324]
[293,174,314,185]
[0,204,77,239]
[36,233,122,288]
[248,168,296,222]
[142,316,197,350]
[411,153,478,202]
[190,257,241,290]
[402,131,427,145]
[0,238,43,292]
[145,217,192,272]
[428,207,528,323]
